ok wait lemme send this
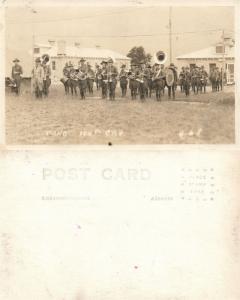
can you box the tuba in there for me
[153,50,167,65]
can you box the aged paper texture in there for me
[0,1,240,300]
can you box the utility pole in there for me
[221,29,225,91]
[169,6,172,63]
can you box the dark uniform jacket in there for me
[12,65,23,80]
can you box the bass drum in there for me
[165,68,175,87]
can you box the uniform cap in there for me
[35,57,41,63]
[13,58,20,63]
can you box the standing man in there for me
[136,62,147,101]
[167,63,178,100]
[95,64,101,90]
[61,62,71,95]
[42,56,51,97]
[86,64,95,95]
[31,57,44,99]
[199,65,208,93]
[128,63,138,100]
[100,60,108,99]
[183,66,191,96]
[179,67,185,93]
[107,58,118,100]
[119,64,128,97]
[11,58,23,96]
[152,63,166,101]
[146,63,153,98]
[78,58,87,99]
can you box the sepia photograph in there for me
[4,3,235,144]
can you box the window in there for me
[52,61,56,70]
[34,47,40,54]
[216,45,224,54]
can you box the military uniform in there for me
[61,63,71,94]
[179,67,185,92]
[136,64,148,100]
[78,59,87,99]
[100,61,108,99]
[146,64,154,98]
[119,65,128,97]
[69,67,79,96]
[42,63,51,97]
[190,67,200,94]
[95,65,101,90]
[11,59,23,95]
[86,66,95,95]
[199,67,208,93]
[167,63,178,99]
[183,67,191,96]
[32,58,44,98]
[128,64,139,100]
[152,64,166,101]
[107,59,118,100]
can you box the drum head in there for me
[166,68,175,87]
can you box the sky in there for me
[5,5,234,75]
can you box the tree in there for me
[127,46,152,64]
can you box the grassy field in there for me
[5,84,235,144]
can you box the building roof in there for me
[34,44,130,60]
[176,45,235,60]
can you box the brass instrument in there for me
[153,50,167,65]
[128,71,135,80]
[136,72,144,83]
[77,69,87,80]
[152,68,165,81]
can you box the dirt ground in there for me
[5,84,235,145]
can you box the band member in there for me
[11,58,23,95]
[86,64,95,95]
[183,66,191,96]
[69,64,78,96]
[199,65,208,93]
[128,63,138,100]
[78,58,87,99]
[179,67,185,92]
[107,58,118,100]
[136,62,147,101]
[42,56,51,97]
[61,62,71,94]
[31,57,44,99]
[100,60,108,99]
[215,67,221,92]
[146,63,154,98]
[95,64,101,90]
[119,64,128,97]
[191,65,200,94]
[141,62,150,99]
[152,63,166,101]
[167,63,178,100]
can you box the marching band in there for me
[9,55,224,100]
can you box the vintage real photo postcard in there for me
[0,1,240,300]
[1,1,238,145]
